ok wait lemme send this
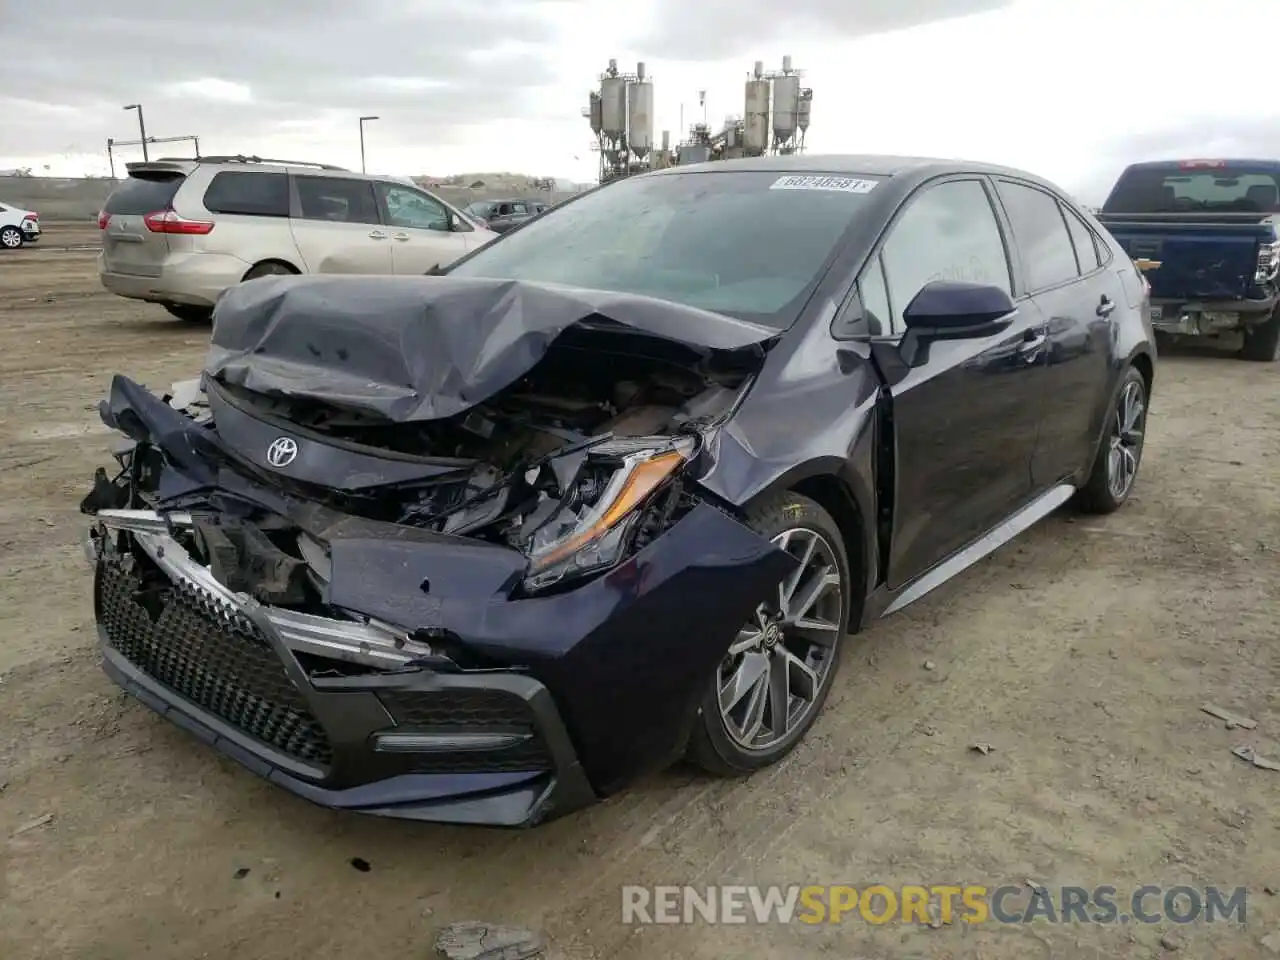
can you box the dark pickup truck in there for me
[1096,159,1280,361]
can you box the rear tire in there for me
[242,261,296,281]
[1239,308,1280,362]
[1076,365,1147,514]
[163,304,213,323]
[0,226,23,249]
[687,492,850,777]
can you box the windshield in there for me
[446,170,882,328]
[1104,164,1280,214]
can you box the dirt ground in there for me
[1,224,1278,960]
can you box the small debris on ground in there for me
[1202,703,1258,730]
[434,921,546,960]
[1160,930,1183,951]
[1261,931,1280,955]
[349,857,371,872]
[1231,745,1280,771]
[12,813,54,836]
[233,868,250,880]
[923,660,936,671]
[1264,885,1277,896]
[922,725,938,737]
[970,742,993,756]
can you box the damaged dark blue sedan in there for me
[81,156,1157,826]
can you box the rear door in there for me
[994,179,1117,488]
[373,182,470,274]
[289,175,392,274]
[100,170,187,278]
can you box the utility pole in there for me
[359,115,379,173]
[122,104,148,161]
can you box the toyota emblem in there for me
[266,436,299,468]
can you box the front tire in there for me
[1239,308,1280,362]
[0,226,23,249]
[1076,365,1147,514]
[687,492,850,776]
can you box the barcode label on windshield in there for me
[769,175,878,193]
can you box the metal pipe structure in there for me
[359,115,379,174]
[106,134,201,177]
[122,104,149,161]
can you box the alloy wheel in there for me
[1,229,20,249]
[1107,378,1145,501]
[717,527,844,751]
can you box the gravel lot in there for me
[1,224,1278,960]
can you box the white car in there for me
[0,200,40,249]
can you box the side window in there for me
[880,179,1011,331]
[511,202,528,215]
[1061,202,1101,273]
[996,180,1079,290]
[202,172,289,217]
[833,255,891,339]
[377,184,449,231]
[295,176,380,225]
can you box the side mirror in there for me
[899,281,1016,368]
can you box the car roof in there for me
[644,153,1064,190]
[127,156,357,177]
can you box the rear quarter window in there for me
[103,175,185,215]
[202,171,290,217]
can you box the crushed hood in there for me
[204,274,780,423]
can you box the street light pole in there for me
[359,115,379,173]
[122,104,148,161]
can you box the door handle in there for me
[1018,328,1047,361]
[1097,296,1116,318]
[392,233,410,242]
[368,230,387,240]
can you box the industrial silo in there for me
[771,74,801,144]
[627,63,654,159]
[743,61,771,157]
[600,75,627,139]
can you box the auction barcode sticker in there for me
[769,175,879,193]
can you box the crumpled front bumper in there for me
[87,514,597,826]
[86,499,793,826]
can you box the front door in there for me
[866,177,1047,589]
[375,183,471,274]
[289,175,392,275]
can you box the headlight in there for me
[521,437,694,592]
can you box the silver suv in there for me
[97,156,498,321]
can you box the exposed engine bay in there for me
[85,274,778,601]
[192,334,749,593]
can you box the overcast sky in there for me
[2,0,1278,201]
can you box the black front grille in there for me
[97,549,333,768]
[379,690,552,774]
